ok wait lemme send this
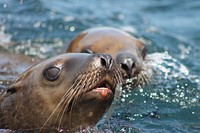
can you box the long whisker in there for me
[114,68,123,84]
[57,86,80,130]
[40,66,120,132]
[68,86,83,129]
[57,74,89,130]
[54,89,75,124]
[141,74,145,85]
[56,77,85,129]
[40,80,82,131]
[141,71,151,85]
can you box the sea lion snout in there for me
[95,54,113,70]
[116,52,141,79]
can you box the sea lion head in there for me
[0,53,121,132]
[67,27,148,87]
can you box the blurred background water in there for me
[0,0,200,132]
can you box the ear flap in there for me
[1,66,32,99]
[0,75,27,101]
[6,86,17,94]
[5,80,24,95]
[0,85,17,100]
[135,40,147,59]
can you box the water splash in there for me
[11,38,64,59]
[101,52,200,132]
[142,52,200,108]
[0,25,13,48]
[146,52,189,77]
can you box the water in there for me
[0,0,200,132]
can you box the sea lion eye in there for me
[81,49,93,54]
[43,67,61,81]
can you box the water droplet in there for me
[195,79,200,83]
[33,21,41,28]
[70,26,75,31]
[192,112,195,114]
[63,16,74,22]
[3,3,7,8]
[121,98,125,102]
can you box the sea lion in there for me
[0,53,121,132]
[66,27,149,87]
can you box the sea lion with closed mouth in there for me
[66,27,150,87]
[0,53,121,132]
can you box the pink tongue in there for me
[95,87,111,97]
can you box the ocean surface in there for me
[0,0,200,132]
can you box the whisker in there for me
[114,68,123,84]
[68,87,83,128]
[57,74,89,130]
[55,90,75,121]
[142,71,151,85]
[40,67,120,132]
[58,87,80,130]
[56,77,86,127]
[136,74,142,87]
[40,80,82,131]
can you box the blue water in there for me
[0,0,200,132]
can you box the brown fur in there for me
[67,27,146,59]
[0,53,121,132]
[66,27,149,86]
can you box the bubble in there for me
[63,16,74,22]
[69,26,75,32]
[33,21,42,28]
[121,98,125,102]
[192,112,195,114]
[3,3,7,8]
[195,79,200,83]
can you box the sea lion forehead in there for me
[86,27,133,37]
[43,53,90,65]
[80,28,137,47]
[84,28,127,41]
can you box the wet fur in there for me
[0,53,122,132]
[67,27,151,88]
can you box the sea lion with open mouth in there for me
[0,53,121,132]
[66,27,150,88]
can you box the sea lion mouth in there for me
[91,81,113,97]
[83,78,115,99]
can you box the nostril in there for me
[132,62,136,68]
[121,63,129,72]
[98,54,113,69]
[100,57,107,67]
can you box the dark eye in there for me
[81,49,93,54]
[43,67,61,81]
